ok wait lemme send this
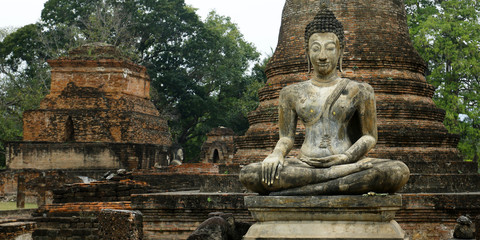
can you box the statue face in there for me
[308,32,341,76]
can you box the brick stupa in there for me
[234,0,480,193]
[233,1,480,238]
[7,43,171,170]
[200,127,236,164]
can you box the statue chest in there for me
[295,86,358,125]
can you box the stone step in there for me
[130,171,246,193]
[398,192,480,239]
[200,174,245,193]
[32,228,99,239]
[132,192,255,240]
[0,221,36,240]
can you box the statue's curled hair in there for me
[305,7,345,49]
[305,6,345,72]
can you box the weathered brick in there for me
[8,43,171,171]
[200,127,237,164]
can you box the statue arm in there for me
[262,89,297,185]
[343,83,377,161]
[274,93,297,157]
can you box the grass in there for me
[0,202,38,211]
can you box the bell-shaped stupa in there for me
[235,0,478,192]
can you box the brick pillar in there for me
[37,180,46,207]
[98,209,143,240]
[16,175,25,209]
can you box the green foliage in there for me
[0,25,51,167]
[406,0,480,163]
[0,0,264,164]
[156,12,262,161]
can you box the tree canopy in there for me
[0,24,52,168]
[406,0,480,163]
[0,0,265,165]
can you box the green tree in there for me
[0,0,262,163]
[0,25,51,167]
[151,12,260,161]
[406,0,480,163]
[219,57,269,136]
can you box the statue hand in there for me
[305,154,349,168]
[262,154,284,186]
[356,161,373,170]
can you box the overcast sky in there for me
[0,0,284,58]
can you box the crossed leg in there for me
[239,158,410,195]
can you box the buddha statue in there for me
[239,6,410,196]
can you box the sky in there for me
[0,0,285,58]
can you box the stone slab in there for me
[244,195,407,240]
[245,195,402,222]
[245,195,402,208]
[244,220,407,240]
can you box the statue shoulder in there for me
[279,81,311,99]
[344,79,375,95]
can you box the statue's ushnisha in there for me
[239,6,410,196]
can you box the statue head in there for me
[305,6,345,73]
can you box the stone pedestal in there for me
[244,195,408,240]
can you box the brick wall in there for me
[98,209,143,240]
[131,192,254,239]
[0,221,36,240]
[32,202,131,240]
[0,169,96,204]
[128,165,244,193]
[397,193,480,240]
[31,178,150,239]
[23,109,170,145]
[23,54,171,146]
[53,180,151,203]
[7,142,169,170]
[200,127,237,164]
[128,191,480,240]
[23,166,480,240]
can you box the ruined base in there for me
[131,192,255,239]
[6,142,170,170]
[244,195,408,240]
